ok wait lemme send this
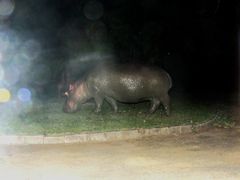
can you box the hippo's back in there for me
[86,63,172,102]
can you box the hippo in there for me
[63,63,172,115]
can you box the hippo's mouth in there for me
[63,106,79,113]
[63,99,80,113]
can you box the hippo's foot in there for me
[112,108,118,113]
[165,107,170,116]
[105,97,118,113]
[94,108,101,113]
[149,98,160,114]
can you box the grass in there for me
[0,97,234,135]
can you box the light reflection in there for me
[17,88,31,102]
[84,0,104,20]
[0,64,4,81]
[76,52,113,62]
[5,65,20,85]
[0,52,2,62]
[0,29,20,63]
[0,31,10,52]
[12,53,31,72]
[85,21,107,41]
[30,63,51,85]
[0,0,15,17]
[22,39,41,60]
[0,88,11,102]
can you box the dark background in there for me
[1,0,239,102]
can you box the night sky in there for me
[0,0,239,102]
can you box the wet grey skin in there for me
[63,63,172,115]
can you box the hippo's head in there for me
[63,81,90,113]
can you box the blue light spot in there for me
[17,88,31,102]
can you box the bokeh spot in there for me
[0,88,11,102]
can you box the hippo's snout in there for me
[63,100,78,113]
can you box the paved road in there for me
[0,127,240,180]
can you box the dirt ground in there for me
[0,127,240,180]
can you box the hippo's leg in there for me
[161,94,170,116]
[105,97,118,112]
[149,98,161,114]
[94,96,104,113]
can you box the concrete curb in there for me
[0,120,213,145]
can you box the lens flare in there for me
[0,88,11,102]
[30,63,51,85]
[17,88,31,102]
[0,52,2,61]
[86,21,107,41]
[5,65,20,85]
[0,0,15,17]
[12,53,31,72]
[22,39,41,60]
[77,52,113,63]
[84,0,104,20]
[0,31,10,51]
[0,65,4,81]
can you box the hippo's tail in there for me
[166,72,172,89]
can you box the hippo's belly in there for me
[100,77,153,102]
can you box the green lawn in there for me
[0,97,234,135]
